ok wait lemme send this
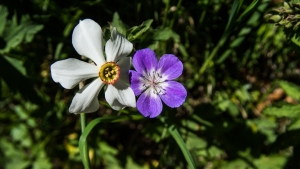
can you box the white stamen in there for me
[141,70,166,95]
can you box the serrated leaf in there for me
[126,19,153,41]
[279,80,300,100]
[263,104,300,118]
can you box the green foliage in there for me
[263,104,300,118]
[279,80,300,100]
[1,0,300,169]
[265,1,300,46]
[168,125,196,169]
[0,5,43,53]
[126,19,153,42]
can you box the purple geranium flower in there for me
[129,48,187,118]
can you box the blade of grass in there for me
[236,0,260,23]
[225,0,244,33]
[168,125,196,169]
[199,0,243,74]
[79,115,143,168]
[199,0,260,74]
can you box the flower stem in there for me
[162,0,170,27]
[80,113,90,169]
[79,81,90,169]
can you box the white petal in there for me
[105,80,136,110]
[105,27,133,62]
[51,58,99,89]
[117,57,131,83]
[72,19,105,66]
[69,79,104,114]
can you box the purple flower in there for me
[129,48,187,118]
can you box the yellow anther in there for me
[99,62,120,84]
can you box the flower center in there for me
[99,62,120,84]
[143,71,166,95]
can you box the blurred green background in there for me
[1,0,300,168]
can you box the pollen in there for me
[99,62,120,84]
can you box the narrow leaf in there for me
[0,5,8,36]
[225,0,243,32]
[168,125,196,169]
[79,115,143,168]
[236,0,260,23]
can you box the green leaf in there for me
[236,0,260,23]
[225,0,244,32]
[168,125,196,169]
[279,80,300,100]
[0,5,8,36]
[126,19,153,41]
[291,34,300,47]
[111,12,127,36]
[263,104,300,118]
[125,156,148,169]
[217,100,239,117]
[153,27,180,42]
[3,55,26,75]
[253,155,287,169]
[0,54,42,104]
[32,151,52,169]
[288,118,300,131]
[79,115,143,169]
[220,159,249,169]
[247,119,277,144]
[0,14,43,53]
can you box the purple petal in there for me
[132,48,157,74]
[129,70,145,96]
[157,54,183,80]
[160,81,187,108]
[137,88,162,118]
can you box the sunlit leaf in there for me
[263,104,300,118]
[279,80,300,101]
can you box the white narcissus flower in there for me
[50,19,136,114]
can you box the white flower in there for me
[50,19,136,114]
